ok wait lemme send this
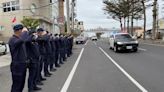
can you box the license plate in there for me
[126,46,132,49]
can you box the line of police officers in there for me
[8,24,74,92]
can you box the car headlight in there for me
[117,42,124,45]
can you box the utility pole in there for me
[152,0,158,40]
[71,0,75,34]
[66,0,71,34]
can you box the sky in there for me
[66,0,164,30]
[76,0,120,29]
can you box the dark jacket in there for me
[9,32,32,62]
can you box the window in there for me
[2,0,20,12]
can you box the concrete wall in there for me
[0,0,58,42]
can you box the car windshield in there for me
[115,34,132,39]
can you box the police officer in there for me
[25,28,42,92]
[42,31,52,77]
[49,34,57,71]
[59,34,65,64]
[37,28,47,84]
[63,35,67,61]
[9,24,33,92]
[54,34,61,68]
[67,35,71,57]
[64,35,69,58]
[70,35,74,55]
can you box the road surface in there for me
[0,39,164,92]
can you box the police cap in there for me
[37,28,44,32]
[13,24,24,31]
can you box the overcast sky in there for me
[76,0,120,29]
[68,0,164,30]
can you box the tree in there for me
[103,0,124,31]
[141,0,146,40]
[103,0,143,34]
[21,17,40,29]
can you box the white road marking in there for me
[60,48,84,92]
[99,47,148,92]
[138,48,147,51]
[142,43,164,47]
[85,40,89,46]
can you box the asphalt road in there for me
[0,39,164,92]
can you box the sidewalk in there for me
[138,39,164,46]
[0,45,82,92]
[0,54,11,68]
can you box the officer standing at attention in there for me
[37,28,47,84]
[54,34,61,68]
[70,35,74,55]
[43,31,52,77]
[49,34,57,72]
[25,28,42,92]
[59,34,65,64]
[9,24,31,92]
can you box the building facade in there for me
[0,0,60,42]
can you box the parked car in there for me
[75,36,87,44]
[0,41,7,55]
[109,33,139,52]
[91,36,98,41]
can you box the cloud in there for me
[76,0,119,29]
[74,0,164,30]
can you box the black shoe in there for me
[28,90,34,92]
[50,68,57,72]
[56,64,61,68]
[36,82,44,86]
[41,78,46,81]
[48,72,52,75]
[60,62,64,64]
[33,86,42,91]
[45,74,51,77]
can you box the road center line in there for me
[99,47,148,92]
[60,48,84,92]
[138,48,147,51]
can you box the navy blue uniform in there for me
[43,35,52,76]
[67,37,71,57]
[9,31,32,92]
[54,37,60,67]
[59,37,65,64]
[70,36,73,55]
[37,36,47,80]
[49,36,56,70]
[26,35,40,91]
